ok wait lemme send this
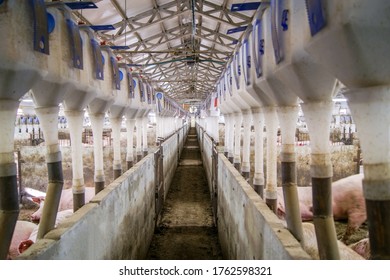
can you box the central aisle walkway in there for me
[146,127,223,260]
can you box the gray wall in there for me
[18,155,156,259]
[217,155,310,259]
[161,125,188,199]
[198,123,310,260]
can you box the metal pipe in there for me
[233,113,242,172]
[126,118,136,169]
[301,101,340,260]
[111,117,122,179]
[65,110,86,212]
[277,105,304,244]
[241,110,251,180]
[34,106,64,239]
[263,107,278,213]
[228,114,235,163]
[90,113,105,194]
[343,86,390,259]
[142,116,149,156]
[252,109,264,198]
[136,118,143,162]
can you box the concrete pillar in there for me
[228,114,235,163]
[126,118,136,169]
[0,100,19,260]
[277,105,304,244]
[142,116,148,156]
[89,113,105,194]
[263,107,278,213]
[233,113,242,172]
[110,117,122,179]
[135,118,143,161]
[344,86,390,259]
[65,110,86,212]
[301,101,340,260]
[241,110,252,180]
[252,109,265,198]
[34,106,64,239]
[223,115,230,157]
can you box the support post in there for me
[0,100,20,259]
[277,105,304,244]
[90,113,105,194]
[301,101,340,260]
[344,86,390,259]
[252,109,265,198]
[263,107,278,213]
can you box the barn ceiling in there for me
[70,0,257,107]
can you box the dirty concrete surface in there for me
[146,127,224,260]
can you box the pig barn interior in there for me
[1,0,389,260]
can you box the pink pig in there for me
[7,221,37,259]
[277,174,366,242]
[31,187,95,222]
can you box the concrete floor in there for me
[146,127,224,260]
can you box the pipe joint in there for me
[46,150,62,163]
[310,153,333,178]
[363,178,390,201]
[280,151,296,163]
[0,162,17,177]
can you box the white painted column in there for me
[252,109,265,197]
[34,106,63,239]
[110,117,122,179]
[263,107,278,213]
[89,113,105,194]
[0,100,20,260]
[64,110,86,211]
[228,114,235,163]
[142,116,149,156]
[301,101,340,260]
[233,112,243,171]
[277,105,304,244]
[126,118,136,169]
[241,110,252,180]
[135,118,143,161]
[344,86,390,259]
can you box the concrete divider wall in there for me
[197,126,213,194]
[217,155,310,259]
[196,124,310,260]
[161,124,188,199]
[18,155,156,259]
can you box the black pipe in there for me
[113,168,122,180]
[0,169,19,260]
[37,158,63,239]
[281,161,303,243]
[127,161,134,170]
[95,181,105,195]
[312,177,340,259]
[73,192,85,212]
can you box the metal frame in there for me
[71,0,256,106]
